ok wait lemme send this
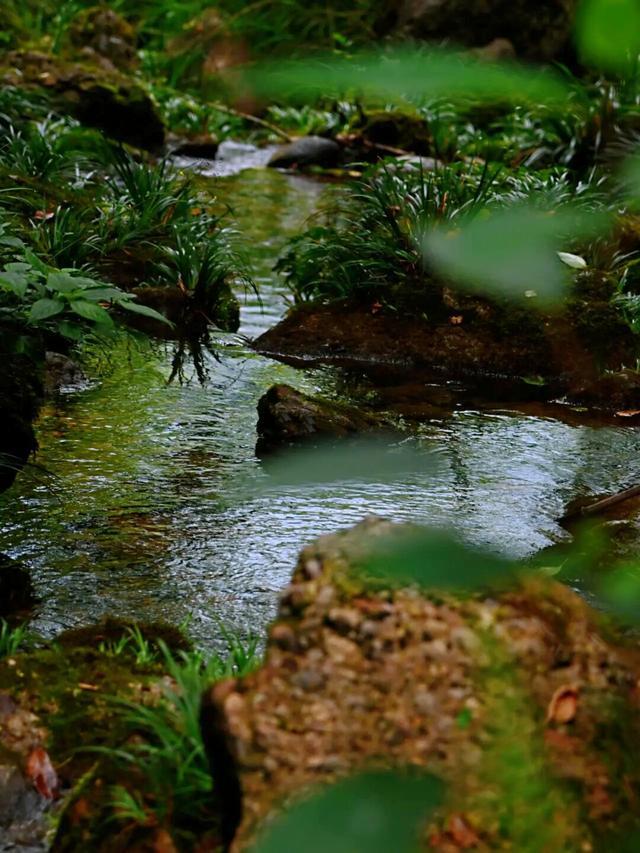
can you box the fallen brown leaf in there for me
[25,747,58,799]
[546,684,579,724]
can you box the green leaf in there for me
[28,298,64,322]
[57,320,84,341]
[79,287,126,302]
[362,527,516,591]
[118,300,173,325]
[258,438,439,490]
[70,299,113,326]
[252,770,443,853]
[424,206,607,304]
[576,0,640,73]
[0,272,29,298]
[47,272,83,293]
[244,47,569,107]
[22,249,49,275]
[0,235,25,249]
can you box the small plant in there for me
[0,619,28,658]
[0,244,170,341]
[93,634,259,834]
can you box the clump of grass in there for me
[276,161,503,308]
[0,619,29,657]
[92,633,259,841]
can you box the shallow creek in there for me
[1,149,640,648]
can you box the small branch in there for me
[561,484,640,523]
[209,102,293,142]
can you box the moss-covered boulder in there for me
[201,518,640,850]
[1,51,164,151]
[256,384,386,455]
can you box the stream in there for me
[1,148,640,649]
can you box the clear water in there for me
[1,156,640,649]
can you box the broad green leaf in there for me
[22,249,49,275]
[28,297,64,322]
[252,770,443,853]
[70,298,113,326]
[576,0,640,73]
[424,207,607,304]
[244,47,569,107]
[0,272,28,298]
[79,287,126,302]
[57,320,84,341]
[118,300,174,324]
[4,262,32,273]
[0,235,25,249]
[362,527,516,591]
[47,272,84,293]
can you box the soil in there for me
[253,298,640,413]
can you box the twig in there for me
[208,102,293,142]
[561,484,640,523]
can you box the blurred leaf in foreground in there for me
[576,0,640,74]
[251,769,443,853]
[363,527,516,591]
[599,562,640,623]
[241,47,569,107]
[424,207,608,304]
[257,437,441,489]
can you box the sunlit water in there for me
[1,151,640,649]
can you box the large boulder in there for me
[391,0,577,61]
[256,384,384,455]
[0,347,42,493]
[2,51,164,151]
[201,518,640,850]
[268,136,342,170]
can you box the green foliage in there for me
[252,770,444,853]
[0,240,169,340]
[0,619,28,658]
[96,634,259,831]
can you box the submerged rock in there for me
[201,518,640,850]
[44,352,88,394]
[2,51,164,151]
[255,384,384,455]
[391,0,577,61]
[0,554,36,620]
[169,134,219,160]
[268,136,342,170]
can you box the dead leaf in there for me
[615,410,640,418]
[448,813,480,848]
[78,682,99,692]
[546,684,579,724]
[151,828,179,853]
[371,301,382,314]
[25,747,58,799]
[34,210,55,221]
[449,314,464,325]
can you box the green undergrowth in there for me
[0,617,259,851]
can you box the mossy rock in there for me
[355,109,432,155]
[202,518,640,850]
[1,51,164,151]
[67,6,137,71]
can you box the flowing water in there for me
[1,151,640,649]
